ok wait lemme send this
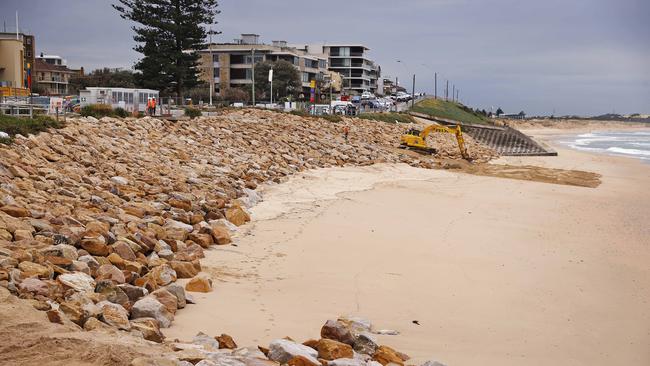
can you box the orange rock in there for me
[0,205,30,218]
[316,338,353,360]
[80,236,110,256]
[373,345,406,366]
[188,232,213,248]
[225,205,250,226]
[210,225,232,245]
[169,198,192,211]
[185,273,212,293]
[288,355,320,366]
[151,288,179,315]
[170,260,199,279]
[215,333,237,349]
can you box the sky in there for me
[1,0,648,116]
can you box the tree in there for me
[223,88,250,103]
[253,60,301,100]
[113,0,220,98]
[496,107,504,116]
[69,68,136,94]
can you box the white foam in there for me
[606,147,650,157]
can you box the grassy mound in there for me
[357,113,415,124]
[0,114,64,144]
[411,98,491,125]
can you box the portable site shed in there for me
[79,87,159,113]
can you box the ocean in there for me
[559,131,650,162]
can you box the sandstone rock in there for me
[321,320,355,345]
[131,296,174,328]
[170,260,199,278]
[188,232,213,248]
[131,317,164,343]
[59,300,87,326]
[372,345,405,366]
[215,333,238,349]
[96,280,130,307]
[70,260,91,274]
[83,317,113,332]
[0,205,30,218]
[185,273,212,293]
[225,206,250,226]
[99,301,131,330]
[18,277,50,296]
[118,283,149,303]
[353,333,378,356]
[210,224,232,245]
[18,261,52,278]
[78,255,100,271]
[151,288,178,315]
[96,264,126,284]
[80,236,110,256]
[0,229,12,241]
[164,283,187,309]
[110,176,129,185]
[58,272,96,292]
[193,331,221,350]
[148,264,177,286]
[13,229,33,241]
[316,339,353,360]
[112,241,137,261]
[268,339,319,365]
[46,308,64,324]
[287,355,320,366]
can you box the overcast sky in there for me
[2,0,648,116]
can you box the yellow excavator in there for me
[400,124,470,160]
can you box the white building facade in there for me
[79,87,159,113]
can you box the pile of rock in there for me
[0,108,496,338]
[132,316,446,366]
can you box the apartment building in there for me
[296,44,381,96]
[34,54,78,95]
[199,34,329,97]
[0,32,34,96]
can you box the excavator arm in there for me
[400,124,470,160]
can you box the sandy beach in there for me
[166,131,650,366]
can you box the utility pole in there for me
[208,28,213,106]
[445,80,449,101]
[251,48,256,106]
[434,73,437,100]
[452,84,455,102]
[269,67,274,105]
[411,74,416,108]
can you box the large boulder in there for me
[96,264,126,284]
[321,319,355,345]
[118,283,149,303]
[151,288,179,315]
[372,345,407,366]
[164,283,187,309]
[353,332,378,356]
[170,260,200,278]
[215,333,237,349]
[18,277,50,296]
[131,296,174,328]
[267,339,319,365]
[18,261,52,279]
[0,205,30,218]
[96,280,130,307]
[209,224,232,245]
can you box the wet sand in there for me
[166,137,650,366]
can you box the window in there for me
[244,55,264,64]
[128,93,133,104]
[319,60,326,69]
[118,92,124,102]
[302,73,309,83]
[112,92,117,101]
[139,92,146,103]
[213,68,219,77]
[212,54,219,63]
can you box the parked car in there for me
[361,91,375,100]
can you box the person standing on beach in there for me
[343,125,350,142]
[151,97,157,116]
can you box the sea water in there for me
[559,131,650,162]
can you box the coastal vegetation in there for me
[411,98,492,125]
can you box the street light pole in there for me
[251,49,256,106]
[209,28,213,106]
[411,74,416,108]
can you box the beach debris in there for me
[412,320,420,325]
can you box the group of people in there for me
[146,97,157,116]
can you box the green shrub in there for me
[321,114,343,123]
[114,107,130,118]
[289,110,309,117]
[184,107,202,119]
[0,114,64,144]
[80,104,115,118]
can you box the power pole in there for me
[411,74,416,108]
[452,84,455,102]
[445,80,449,101]
[434,72,437,99]
[208,29,213,106]
[251,49,256,106]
